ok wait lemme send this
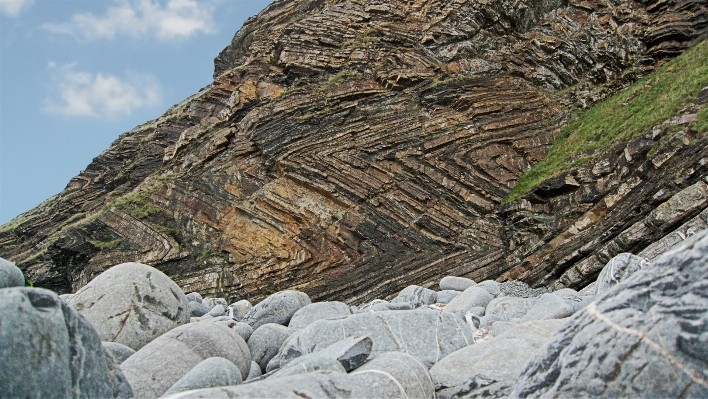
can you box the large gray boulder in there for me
[485,296,538,322]
[0,257,24,288]
[102,341,136,365]
[443,286,494,317]
[241,290,311,330]
[189,301,210,317]
[431,319,566,399]
[271,309,473,369]
[121,321,251,399]
[247,323,291,372]
[440,276,476,291]
[593,252,649,296]
[391,285,438,307]
[519,293,576,322]
[67,262,190,351]
[163,357,242,397]
[510,230,708,398]
[0,287,132,399]
[288,301,352,330]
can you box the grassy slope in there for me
[505,39,708,202]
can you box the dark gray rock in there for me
[443,286,494,318]
[241,290,311,330]
[190,301,211,317]
[499,280,548,298]
[288,301,351,330]
[391,285,438,307]
[440,276,476,291]
[271,309,473,369]
[121,320,251,399]
[248,323,291,372]
[519,293,576,322]
[163,357,242,396]
[67,262,190,351]
[437,290,462,304]
[227,300,252,320]
[486,297,538,322]
[431,319,566,399]
[0,257,24,288]
[477,280,501,297]
[593,252,649,296]
[0,287,132,399]
[207,304,226,317]
[510,230,708,399]
[185,292,203,303]
[311,336,373,371]
[246,361,261,380]
[102,341,136,365]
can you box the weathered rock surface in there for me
[391,285,438,307]
[0,287,132,399]
[510,230,708,398]
[67,262,190,351]
[102,342,136,365]
[443,286,494,317]
[241,290,311,330]
[593,252,649,295]
[486,297,538,322]
[227,299,252,320]
[163,357,243,397]
[189,301,210,317]
[247,323,291,372]
[0,257,24,288]
[287,301,351,330]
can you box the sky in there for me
[0,0,273,224]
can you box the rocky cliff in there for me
[1,0,707,303]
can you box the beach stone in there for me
[487,320,519,338]
[391,285,438,307]
[102,341,136,365]
[201,317,252,341]
[593,252,649,296]
[386,301,415,310]
[520,293,576,322]
[477,280,501,297]
[288,301,351,330]
[352,351,435,399]
[67,262,190,351]
[248,323,291,372]
[202,297,227,310]
[59,293,74,302]
[241,290,311,330]
[163,357,242,396]
[207,304,226,317]
[443,286,494,318]
[0,287,132,399]
[0,257,24,288]
[246,361,262,380]
[431,319,566,399]
[190,301,211,317]
[467,306,486,318]
[499,280,548,298]
[271,309,473,369]
[121,320,251,399]
[437,290,461,304]
[440,276,476,291]
[486,296,538,322]
[227,300,252,320]
[267,336,373,378]
[510,230,708,398]
[268,355,347,379]
[185,292,203,303]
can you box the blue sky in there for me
[0,0,273,224]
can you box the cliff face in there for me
[1,0,707,303]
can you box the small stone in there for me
[437,290,462,304]
[391,285,438,307]
[520,293,576,322]
[486,296,538,321]
[593,253,649,296]
[227,299,252,320]
[443,286,494,318]
[207,304,226,317]
[241,290,311,330]
[102,342,136,365]
[163,357,242,396]
[202,297,227,309]
[268,355,346,379]
[246,361,262,380]
[190,301,211,317]
[288,301,352,330]
[356,299,390,312]
[0,257,24,288]
[477,280,501,297]
[185,292,203,303]
[440,276,476,291]
[312,336,373,371]
[248,323,291,372]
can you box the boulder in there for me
[356,299,390,312]
[440,276,476,291]
[241,290,311,330]
[102,341,136,365]
[202,297,227,309]
[310,336,373,372]
[443,286,494,318]
[477,280,501,297]
[593,252,649,296]
[0,257,24,288]
[351,351,435,399]
[163,357,242,397]
[0,287,132,399]
[391,285,438,307]
[271,309,473,369]
[519,293,576,322]
[246,361,262,380]
[510,230,708,398]
[190,301,210,317]
[202,317,252,341]
[431,319,566,399]
[227,300,252,320]
[207,304,226,317]
[485,297,538,322]
[268,355,346,379]
[437,290,461,304]
[248,323,291,372]
[121,321,251,399]
[288,301,351,330]
[185,292,203,303]
[67,262,190,351]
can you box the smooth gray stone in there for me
[232,322,253,342]
[486,296,538,322]
[391,285,438,307]
[190,301,211,317]
[440,276,476,292]
[487,320,519,337]
[67,262,190,351]
[271,309,473,369]
[163,357,242,396]
[520,293,576,322]
[200,316,253,341]
[0,287,132,399]
[288,301,351,330]
[185,292,203,303]
[443,286,494,318]
[352,351,435,399]
[467,306,486,317]
[386,301,415,310]
[313,336,373,371]
[59,293,74,302]
[268,355,346,379]
[437,290,462,304]
[200,314,213,320]
[593,252,649,296]
[202,297,227,309]
[356,299,390,312]
[246,361,261,380]
[121,321,251,399]
[102,341,136,365]
[553,288,594,313]
[207,304,226,317]
[477,280,501,297]
[478,314,503,328]
[510,230,708,399]
[248,323,291,372]
[431,319,566,399]
[241,290,311,330]
[0,257,24,288]
[227,300,252,320]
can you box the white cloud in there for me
[42,0,214,41]
[45,64,161,118]
[0,0,33,17]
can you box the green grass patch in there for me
[506,39,708,202]
[692,104,708,133]
[88,239,123,250]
